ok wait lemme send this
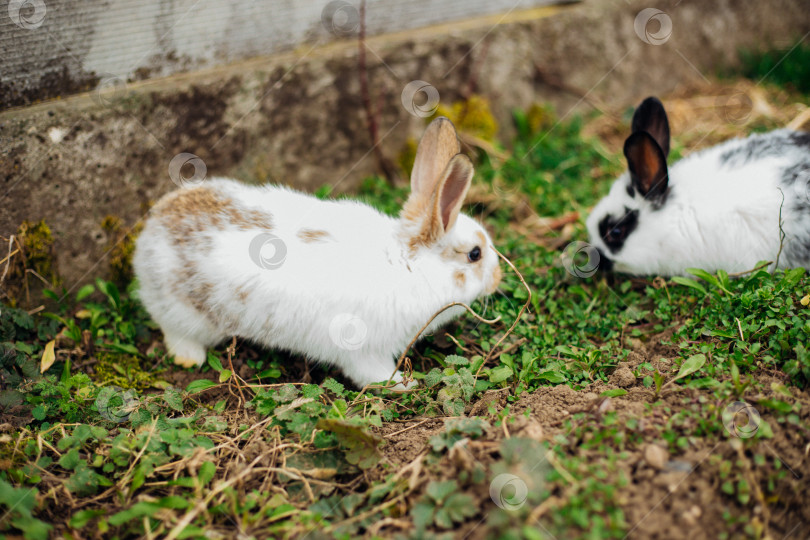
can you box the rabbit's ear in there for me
[631,96,670,157]
[410,117,461,199]
[401,154,473,248]
[433,154,474,233]
[624,131,669,201]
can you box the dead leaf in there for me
[40,340,56,373]
[302,468,337,480]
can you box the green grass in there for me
[736,41,810,95]
[0,106,808,539]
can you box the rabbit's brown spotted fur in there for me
[297,229,333,243]
[155,187,274,236]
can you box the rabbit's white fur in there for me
[587,97,810,277]
[134,118,501,388]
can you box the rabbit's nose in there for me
[596,247,613,272]
[484,264,502,295]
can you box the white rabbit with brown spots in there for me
[133,117,501,389]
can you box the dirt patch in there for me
[378,418,448,467]
[366,327,810,539]
[504,367,809,538]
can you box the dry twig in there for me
[475,246,533,379]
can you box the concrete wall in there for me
[1,0,561,110]
[1,0,809,296]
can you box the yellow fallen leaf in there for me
[40,340,56,373]
[801,295,810,306]
[75,309,92,319]
[301,468,337,480]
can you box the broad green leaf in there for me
[686,268,733,295]
[674,354,706,380]
[201,416,228,432]
[206,353,224,372]
[257,368,282,379]
[0,479,37,516]
[424,368,444,388]
[322,378,345,396]
[444,492,477,523]
[671,276,706,295]
[131,466,146,491]
[185,379,217,394]
[757,398,792,413]
[177,525,208,539]
[488,364,513,384]
[601,389,628,398]
[444,354,470,366]
[163,387,184,412]
[199,461,216,485]
[31,405,46,421]
[69,509,105,529]
[426,480,457,503]
[434,507,453,529]
[95,278,120,309]
[75,284,95,302]
[411,500,435,530]
[10,516,51,540]
[65,464,99,496]
[534,370,566,384]
[107,343,140,355]
[108,502,161,526]
[59,448,81,471]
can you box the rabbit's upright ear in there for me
[409,117,461,199]
[400,153,474,248]
[624,131,669,201]
[400,117,468,248]
[631,97,670,157]
[432,154,474,233]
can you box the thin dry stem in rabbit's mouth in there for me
[369,246,531,392]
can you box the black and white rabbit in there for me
[587,96,810,276]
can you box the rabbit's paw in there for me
[389,378,419,393]
[165,333,206,368]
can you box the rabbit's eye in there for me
[598,208,639,252]
[608,226,624,240]
[467,246,482,263]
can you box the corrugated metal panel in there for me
[0,0,560,109]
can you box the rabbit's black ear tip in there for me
[639,96,664,110]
